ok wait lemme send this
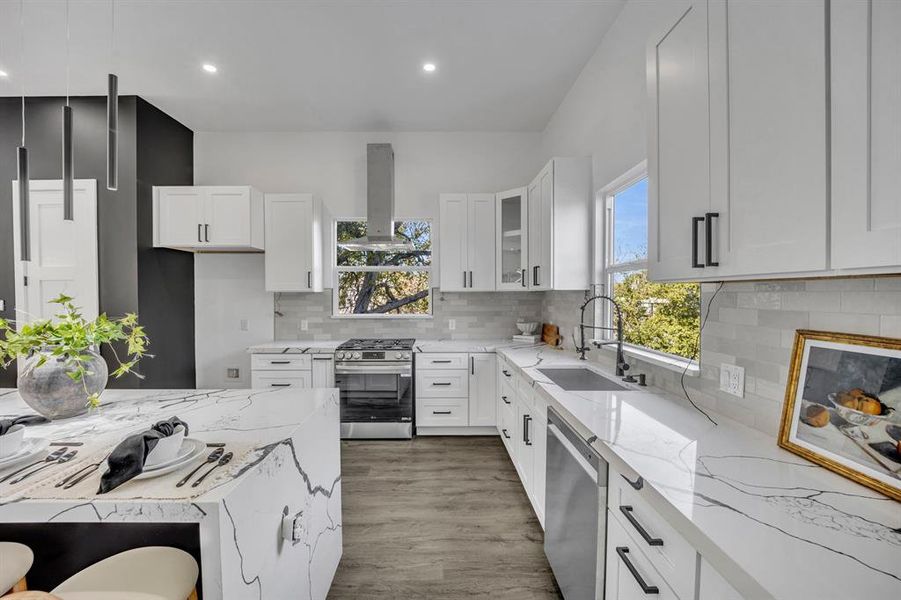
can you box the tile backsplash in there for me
[275,290,543,340]
[546,277,901,438]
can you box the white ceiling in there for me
[0,0,624,132]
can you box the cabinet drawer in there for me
[251,371,311,389]
[251,354,312,370]
[610,467,697,600]
[416,370,469,398]
[606,511,680,600]
[417,353,468,369]
[417,397,469,427]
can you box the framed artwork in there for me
[779,330,901,501]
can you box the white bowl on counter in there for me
[145,425,186,467]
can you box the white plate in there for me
[101,438,206,481]
[0,437,51,471]
[144,435,199,471]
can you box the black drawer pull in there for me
[705,212,720,267]
[502,428,510,439]
[691,216,705,269]
[502,370,511,377]
[521,268,527,287]
[524,415,532,446]
[431,360,453,364]
[621,473,644,490]
[616,547,659,594]
[432,410,452,415]
[619,506,663,546]
[502,395,510,405]
[269,360,291,365]
[270,383,291,387]
[432,382,452,386]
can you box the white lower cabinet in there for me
[311,355,335,388]
[698,558,743,600]
[415,353,497,434]
[606,512,679,600]
[250,352,316,390]
[250,370,311,390]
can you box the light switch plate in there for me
[720,363,745,398]
[239,319,249,331]
[300,319,308,331]
[448,319,456,331]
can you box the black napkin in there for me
[98,417,189,494]
[0,414,50,435]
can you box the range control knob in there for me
[403,352,411,359]
[395,352,403,359]
[352,352,361,359]
[336,352,345,359]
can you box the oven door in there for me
[335,363,413,438]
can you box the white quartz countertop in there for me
[0,387,337,503]
[497,344,901,600]
[247,341,342,354]
[248,338,536,354]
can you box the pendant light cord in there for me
[65,0,70,106]
[19,0,25,145]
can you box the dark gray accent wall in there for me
[0,96,194,389]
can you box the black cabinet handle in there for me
[616,547,659,594]
[705,212,719,267]
[432,360,452,364]
[432,410,452,415]
[532,265,537,286]
[204,224,210,242]
[308,271,312,288]
[270,383,291,387]
[468,271,473,288]
[463,270,467,288]
[312,356,332,361]
[270,360,291,365]
[691,216,705,268]
[502,370,511,377]
[619,506,663,546]
[502,395,510,405]
[521,268,527,287]
[432,382,452,386]
[502,428,510,439]
[471,356,475,375]
[197,224,202,243]
[621,473,644,490]
[525,415,533,445]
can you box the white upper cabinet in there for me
[649,0,830,281]
[496,187,529,290]
[439,193,496,291]
[265,193,325,292]
[153,186,264,252]
[529,158,592,290]
[647,0,714,281]
[708,0,828,277]
[831,0,901,270]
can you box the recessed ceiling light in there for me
[0,70,8,78]
[422,62,436,73]
[202,63,218,73]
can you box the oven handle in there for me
[335,364,412,375]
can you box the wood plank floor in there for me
[328,436,562,599]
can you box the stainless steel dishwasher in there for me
[545,407,608,600]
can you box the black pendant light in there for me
[62,0,74,220]
[106,0,118,191]
[17,0,30,261]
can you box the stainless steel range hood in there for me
[339,143,413,252]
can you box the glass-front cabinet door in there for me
[495,187,529,290]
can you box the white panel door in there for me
[156,187,205,247]
[496,188,528,290]
[265,194,313,291]
[831,0,901,270]
[468,353,497,426]
[438,193,468,291]
[647,0,714,281]
[526,175,542,289]
[205,186,251,246]
[531,163,553,290]
[467,194,496,291]
[709,0,828,276]
[311,355,335,388]
[12,180,99,322]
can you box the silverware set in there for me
[0,447,79,485]
[176,448,233,488]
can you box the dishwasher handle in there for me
[547,423,598,484]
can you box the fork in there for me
[0,448,68,484]
[9,450,78,485]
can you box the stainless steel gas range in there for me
[335,338,415,439]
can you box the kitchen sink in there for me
[537,368,628,391]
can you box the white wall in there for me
[194,253,273,388]
[193,131,540,387]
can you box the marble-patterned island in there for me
[0,387,342,600]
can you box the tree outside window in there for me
[600,168,700,360]
[334,220,432,316]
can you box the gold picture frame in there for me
[779,330,901,501]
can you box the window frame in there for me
[593,161,700,371]
[331,217,434,319]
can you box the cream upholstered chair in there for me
[49,547,198,600]
[0,542,33,594]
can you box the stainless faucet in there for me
[574,294,630,377]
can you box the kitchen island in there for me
[0,387,342,600]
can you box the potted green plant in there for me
[0,295,150,420]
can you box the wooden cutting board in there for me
[541,323,562,347]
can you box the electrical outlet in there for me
[448,319,456,331]
[300,319,308,331]
[239,319,249,332]
[226,368,240,379]
[720,363,745,398]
